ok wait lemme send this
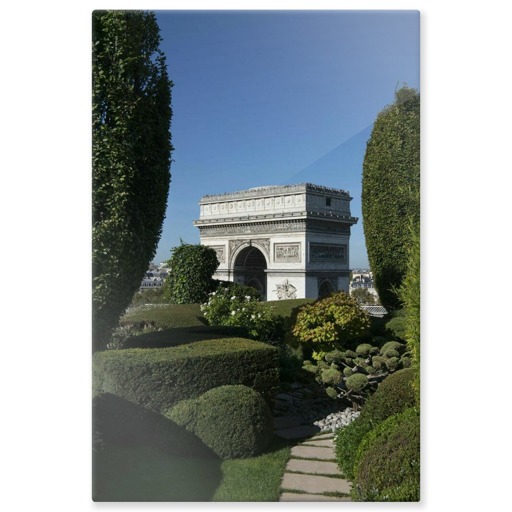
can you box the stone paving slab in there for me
[286,458,341,476]
[280,492,351,502]
[312,433,334,440]
[274,425,320,440]
[290,445,335,460]
[302,438,334,448]
[282,472,352,495]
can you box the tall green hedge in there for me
[93,338,279,412]
[362,86,420,310]
[163,243,219,304]
[92,10,173,352]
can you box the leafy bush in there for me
[334,368,416,480]
[352,407,420,501]
[361,86,420,310]
[302,341,409,405]
[385,315,406,341]
[93,338,279,412]
[291,292,370,358]
[201,286,284,345]
[92,10,173,352]
[166,385,273,459]
[164,243,219,304]
[398,218,420,404]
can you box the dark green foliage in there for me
[92,338,279,412]
[383,349,400,358]
[398,218,420,403]
[121,303,206,329]
[278,344,307,383]
[334,368,416,480]
[129,287,167,306]
[362,86,420,310]
[352,408,420,501]
[344,350,357,359]
[359,368,416,425]
[346,373,369,392]
[385,357,399,372]
[355,343,374,357]
[164,243,219,304]
[385,315,406,341]
[167,385,273,459]
[92,11,173,352]
[380,341,405,355]
[335,417,370,479]
[321,368,342,386]
[343,367,353,377]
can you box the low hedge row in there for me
[352,407,420,501]
[335,368,416,480]
[93,338,279,413]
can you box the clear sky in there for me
[153,10,420,267]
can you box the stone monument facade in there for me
[193,183,358,300]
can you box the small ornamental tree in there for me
[164,243,219,304]
[362,86,420,310]
[291,292,370,359]
[92,10,173,352]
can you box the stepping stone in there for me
[274,425,320,440]
[290,445,335,460]
[282,473,352,495]
[280,492,351,502]
[312,433,334,440]
[286,458,340,476]
[302,439,334,448]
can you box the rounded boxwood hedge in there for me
[335,367,417,480]
[166,385,273,459]
[352,407,420,501]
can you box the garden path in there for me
[272,386,352,501]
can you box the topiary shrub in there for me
[321,368,342,386]
[163,243,219,304]
[93,338,279,412]
[291,292,370,358]
[361,86,420,310]
[380,341,405,355]
[166,385,273,459]
[334,368,417,480]
[346,373,369,392]
[352,407,420,501]
[355,343,374,357]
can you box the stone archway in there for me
[318,279,335,298]
[233,246,267,298]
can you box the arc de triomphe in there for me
[193,183,358,300]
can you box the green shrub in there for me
[385,357,400,372]
[166,385,273,459]
[344,350,357,359]
[343,367,354,377]
[355,343,374,357]
[401,356,412,368]
[352,408,420,501]
[361,86,420,310]
[326,387,338,399]
[164,243,219,304]
[380,341,404,355]
[384,349,400,358]
[346,373,369,392]
[334,368,417,480]
[334,417,370,479]
[201,286,284,345]
[371,356,386,371]
[360,368,416,424]
[93,338,279,412]
[291,292,370,358]
[321,368,342,386]
[385,316,406,341]
[324,350,344,364]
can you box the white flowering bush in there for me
[201,285,284,345]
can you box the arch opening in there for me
[233,246,267,298]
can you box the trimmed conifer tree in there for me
[361,86,420,310]
[92,10,173,352]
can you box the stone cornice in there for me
[199,183,352,203]
[194,211,358,226]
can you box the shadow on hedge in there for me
[93,393,222,501]
[122,325,251,349]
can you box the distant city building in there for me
[194,183,358,300]
[349,269,380,302]
[139,262,169,290]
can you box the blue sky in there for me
[153,10,419,267]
